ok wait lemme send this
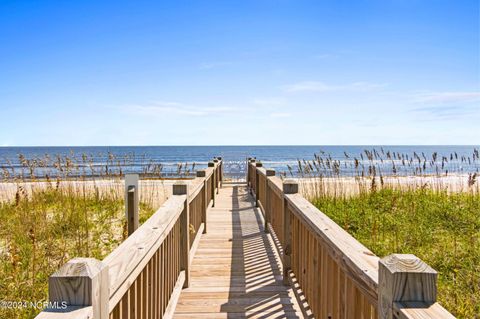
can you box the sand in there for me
[0,174,477,206]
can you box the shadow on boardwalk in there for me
[174,183,303,318]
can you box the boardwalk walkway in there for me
[173,183,304,318]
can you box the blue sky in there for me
[0,0,479,146]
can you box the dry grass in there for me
[0,153,184,319]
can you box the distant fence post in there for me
[208,162,216,207]
[173,182,190,288]
[247,158,256,195]
[216,157,223,184]
[213,158,220,194]
[264,169,275,233]
[248,159,256,193]
[255,162,263,207]
[246,157,251,184]
[125,174,139,236]
[49,258,109,319]
[197,170,208,234]
[282,179,298,285]
[378,254,438,319]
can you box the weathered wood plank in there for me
[173,183,304,318]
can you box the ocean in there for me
[0,145,478,179]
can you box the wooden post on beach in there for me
[125,174,139,236]
[264,169,275,233]
[378,254,438,319]
[197,170,208,234]
[49,258,109,319]
[282,179,298,285]
[173,182,190,288]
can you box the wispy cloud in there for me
[411,105,478,120]
[121,101,238,117]
[284,81,387,93]
[409,91,480,120]
[412,91,480,104]
[198,61,232,70]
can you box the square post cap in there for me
[49,258,109,318]
[266,169,275,176]
[379,254,438,319]
[282,179,299,194]
[196,170,206,177]
[173,181,188,195]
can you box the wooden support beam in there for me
[49,258,109,319]
[282,179,298,285]
[125,174,139,236]
[173,182,190,288]
[379,254,438,319]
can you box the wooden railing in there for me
[247,158,455,319]
[35,158,223,319]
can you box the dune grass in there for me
[0,183,155,319]
[312,187,480,318]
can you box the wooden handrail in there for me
[35,159,223,319]
[249,159,455,319]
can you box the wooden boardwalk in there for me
[173,183,304,318]
[35,160,455,319]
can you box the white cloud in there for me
[412,91,480,104]
[284,81,387,93]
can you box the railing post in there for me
[248,159,256,194]
[197,170,208,234]
[173,182,190,288]
[216,157,223,184]
[255,162,263,207]
[125,174,139,236]
[208,161,216,207]
[378,254,438,319]
[248,158,257,195]
[246,157,251,184]
[264,169,275,233]
[49,258,109,319]
[213,158,220,194]
[282,179,298,285]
